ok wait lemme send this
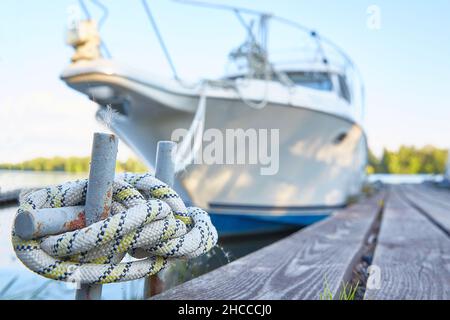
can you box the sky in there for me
[0,0,450,162]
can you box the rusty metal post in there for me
[15,206,86,240]
[143,141,176,299]
[75,132,118,300]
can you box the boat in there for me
[61,0,367,237]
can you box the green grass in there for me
[319,279,360,300]
[0,277,56,300]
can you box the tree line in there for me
[0,156,148,173]
[368,145,448,174]
[0,145,447,174]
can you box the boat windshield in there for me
[286,71,333,91]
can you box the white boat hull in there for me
[109,96,367,209]
[62,62,367,229]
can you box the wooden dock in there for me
[153,184,450,300]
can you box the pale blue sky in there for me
[1,0,450,162]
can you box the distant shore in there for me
[0,156,147,173]
[368,145,447,174]
[0,145,447,175]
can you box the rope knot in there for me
[12,173,217,285]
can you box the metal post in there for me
[143,141,176,299]
[155,141,176,187]
[75,132,118,300]
[15,206,86,240]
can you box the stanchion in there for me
[143,141,176,299]
[75,132,118,300]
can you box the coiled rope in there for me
[12,173,217,285]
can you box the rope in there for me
[174,85,207,173]
[12,173,217,285]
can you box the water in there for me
[368,173,442,184]
[0,170,87,193]
[0,171,145,299]
[0,204,151,299]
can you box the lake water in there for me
[0,171,443,299]
[0,205,148,299]
[368,173,442,184]
[0,170,87,193]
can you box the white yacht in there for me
[61,1,367,236]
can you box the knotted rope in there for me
[12,173,217,285]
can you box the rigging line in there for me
[141,0,179,80]
[172,0,272,17]
[259,14,270,52]
[78,0,91,20]
[173,0,364,119]
[100,40,112,59]
[273,14,365,110]
[266,15,355,67]
[91,0,109,29]
[233,11,269,75]
[90,0,112,58]
[233,9,257,43]
[310,31,330,73]
[173,0,355,70]
[233,11,291,89]
[77,0,111,58]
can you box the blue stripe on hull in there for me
[210,212,330,237]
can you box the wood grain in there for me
[400,184,450,233]
[153,193,384,300]
[364,187,450,300]
[405,184,450,207]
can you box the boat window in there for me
[286,72,333,91]
[338,75,351,103]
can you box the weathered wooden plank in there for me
[423,182,450,195]
[400,184,450,234]
[364,186,450,300]
[153,192,384,300]
[409,183,450,205]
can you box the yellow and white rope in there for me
[12,173,217,285]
